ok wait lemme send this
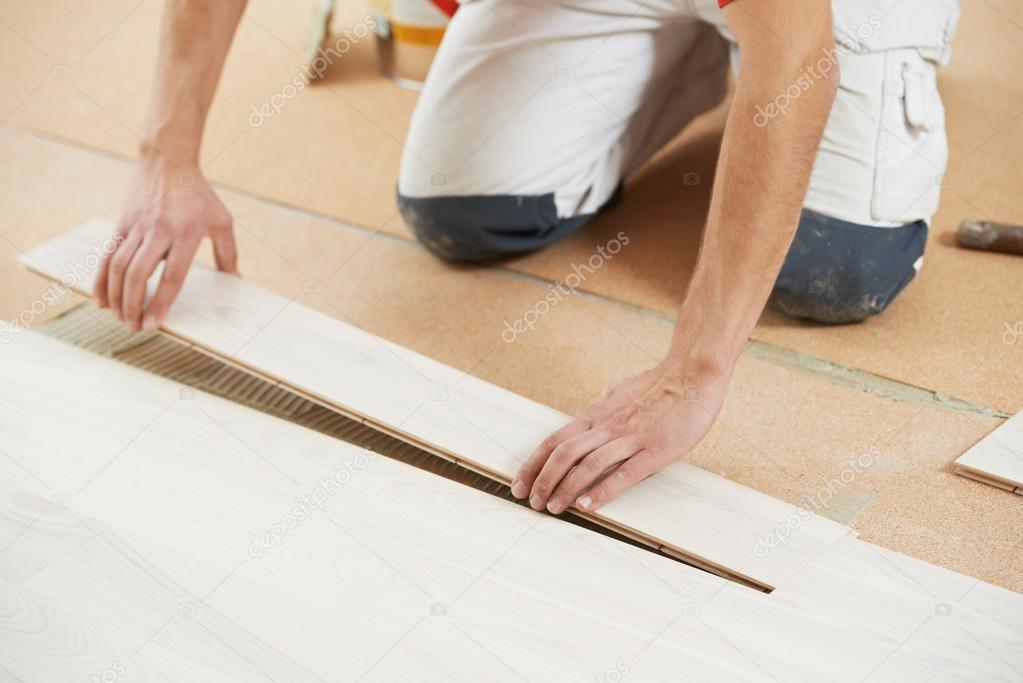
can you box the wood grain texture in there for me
[955,411,1023,492]
[0,333,761,682]
[20,220,851,590]
[2,332,1022,681]
[660,535,1023,682]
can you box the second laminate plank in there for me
[21,220,850,589]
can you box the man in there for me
[96,0,959,517]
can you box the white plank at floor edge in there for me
[652,535,1023,682]
[954,410,1023,492]
[0,332,772,682]
[0,574,260,682]
[20,219,852,589]
[3,332,1021,682]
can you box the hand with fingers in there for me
[511,362,731,516]
[96,158,238,332]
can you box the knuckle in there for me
[559,475,585,499]
[607,410,631,430]
[162,270,185,289]
[582,454,604,476]
[550,442,578,464]
[109,249,133,272]
[151,216,173,234]
[518,461,540,480]
[178,219,199,237]
[532,479,551,497]
[115,217,136,237]
[124,258,149,283]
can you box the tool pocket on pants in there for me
[870,49,948,224]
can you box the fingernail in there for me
[547,499,562,514]
[577,495,592,510]
[511,480,526,498]
[142,315,158,331]
[529,494,542,510]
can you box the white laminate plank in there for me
[0,574,259,683]
[955,411,1023,490]
[0,332,770,681]
[638,534,1023,682]
[3,332,1022,681]
[20,220,851,589]
[0,486,97,584]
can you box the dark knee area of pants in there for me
[397,186,623,263]
[772,210,928,325]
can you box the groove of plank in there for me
[954,411,1023,493]
[20,219,852,590]
[35,303,728,578]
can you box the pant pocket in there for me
[870,48,948,224]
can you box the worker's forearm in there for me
[666,23,838,380]
[141,0,246,167]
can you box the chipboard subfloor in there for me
[2,0,1021,412]
[1,127,1019,592]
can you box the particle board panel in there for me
[2,333,1022,682]
[2,0,414,228]
[4,0,1022,415]
[0,127,130,330]
[954,411,1023,493]
[21,219,853,591]
[507,0,1023,414]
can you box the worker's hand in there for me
[511,362,731,515]
[96,159,238,332]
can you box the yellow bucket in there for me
[371,0,454,90]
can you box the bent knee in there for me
[773,211,928,325]
[397,186,618,263]
[397,194,489,262]
[396,191,559,263]
[773,273,911,324]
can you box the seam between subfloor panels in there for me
[15,125,1010,420]
[492,268,1011,420]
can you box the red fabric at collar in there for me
[719,0,734,6]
